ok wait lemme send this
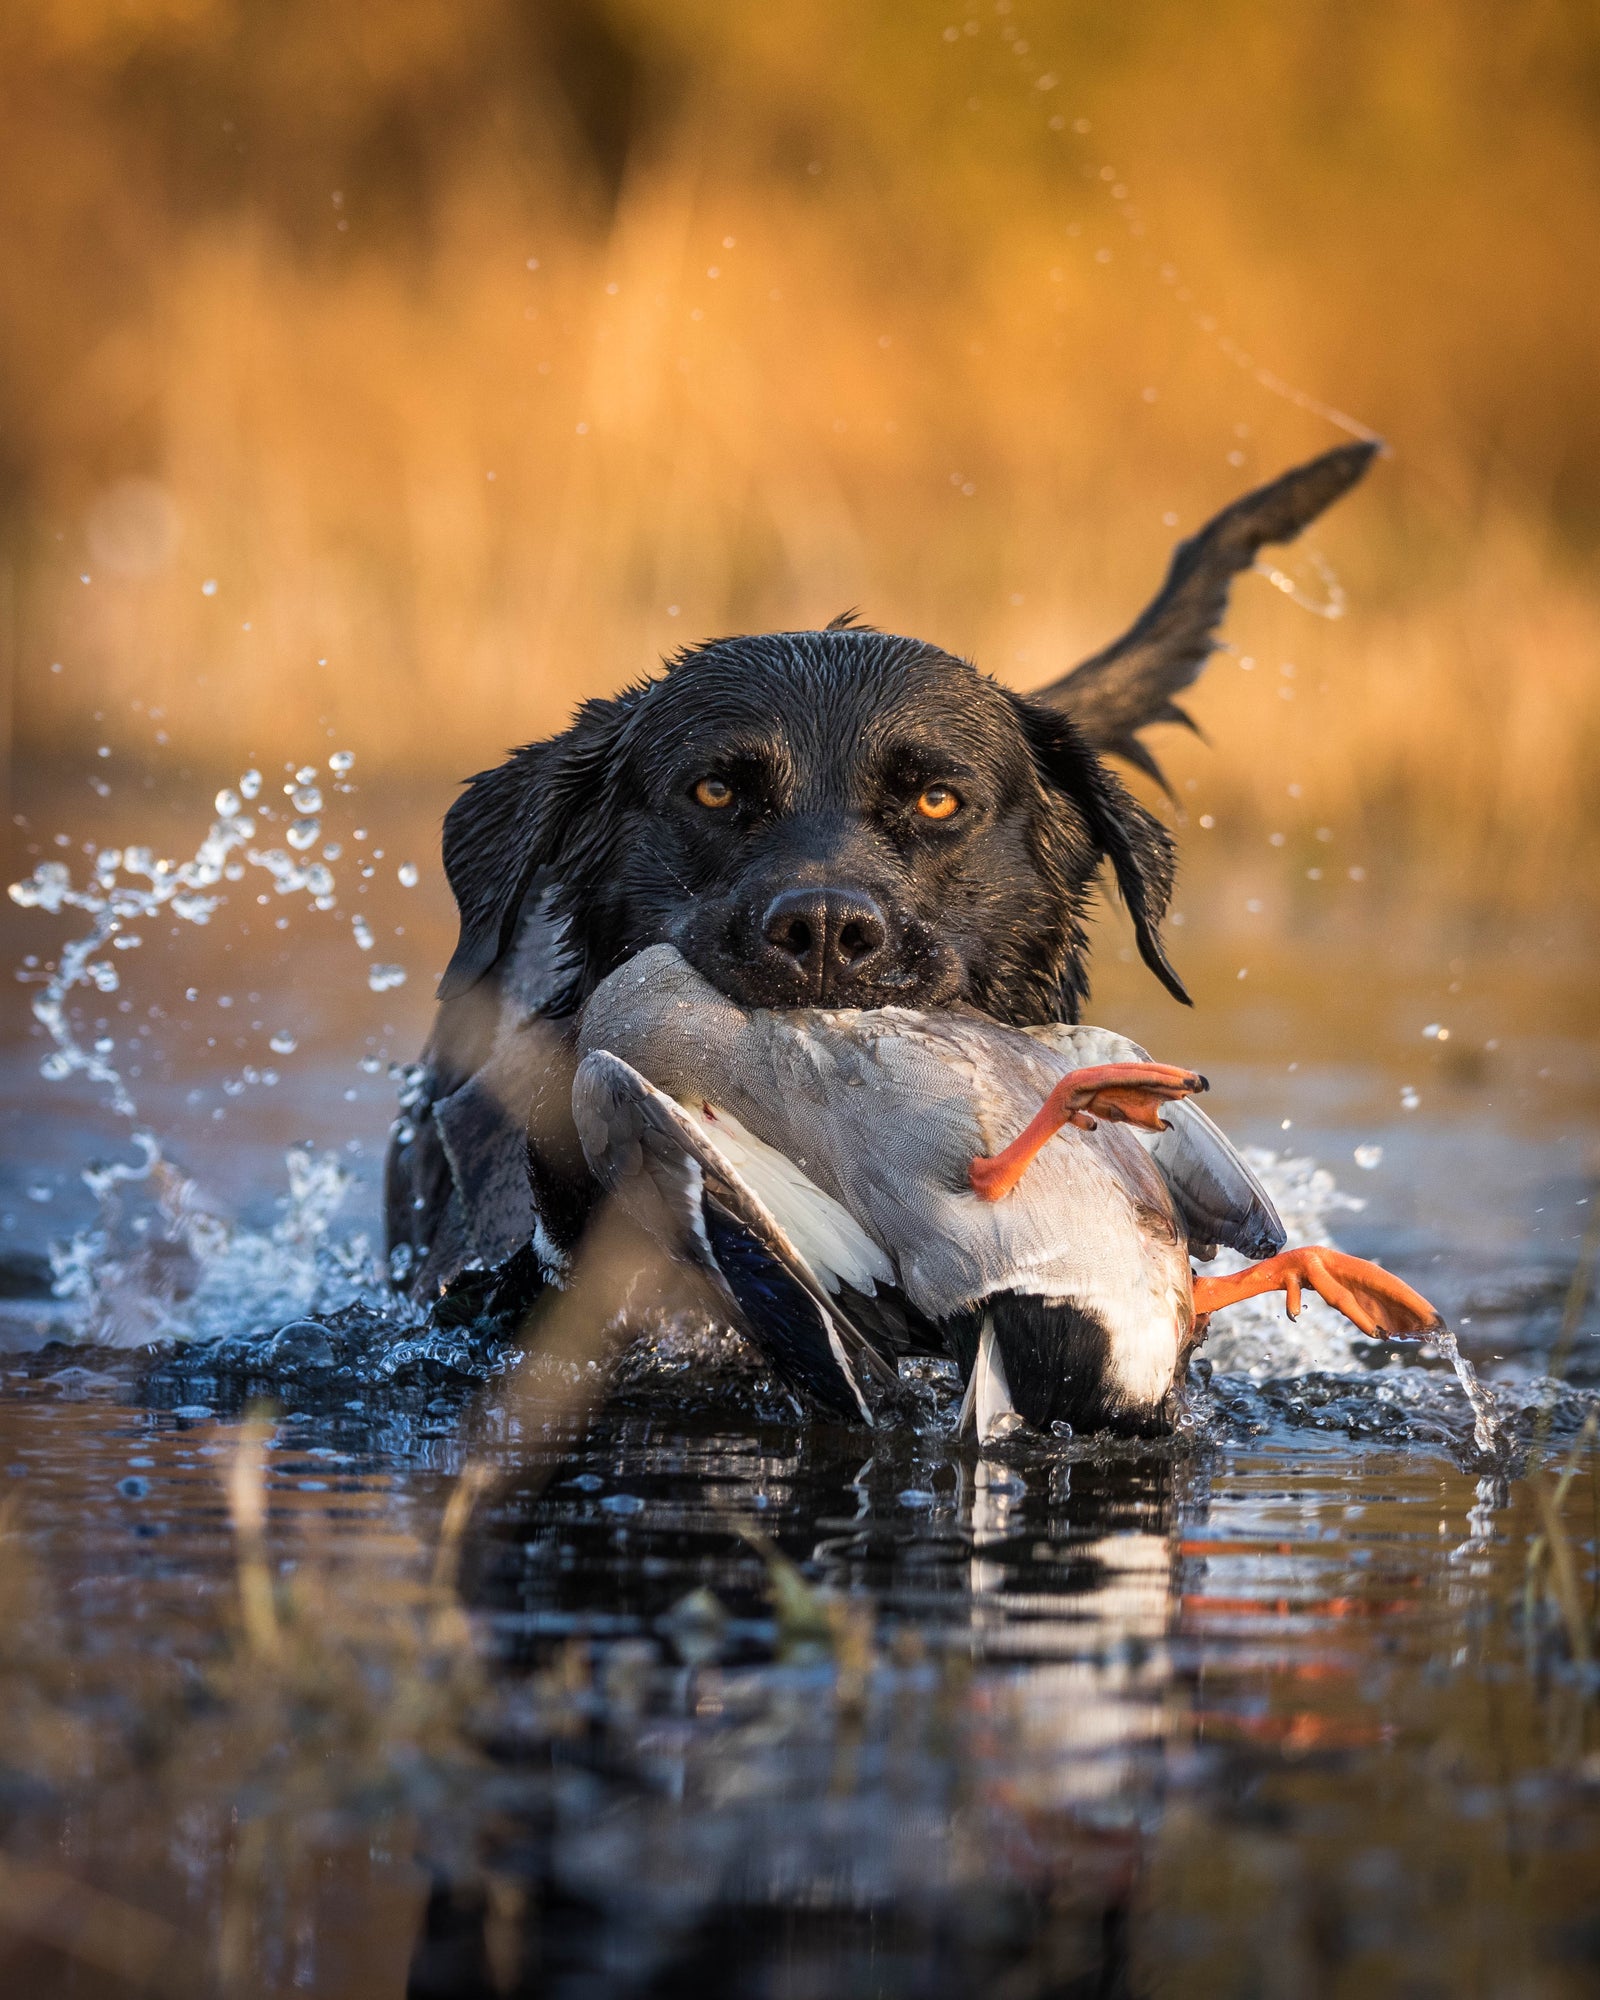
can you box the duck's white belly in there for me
[1038,1234,1193,1407]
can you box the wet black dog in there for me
[386,442,1376,1301]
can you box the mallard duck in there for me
[571,945,1440,1435]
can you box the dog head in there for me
[437,626,1187,1027]
[435,445,1384,1030]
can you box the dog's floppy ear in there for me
[437,696,627,1002]
[1015,694,1191,1007]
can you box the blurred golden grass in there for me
[2,0,1599,893]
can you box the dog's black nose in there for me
[760,887,888,999]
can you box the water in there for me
[1,764,1598,1995]
[2,1388,1597,1995]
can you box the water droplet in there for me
[269,1031,297,1055]
[200,578,217,596]
[1400,1086,1420,1112]
[239,769,262,799]
[1354,1144,1384,1170]
[286,818,320,851]
[328,750,355,775]
[291,786,323,814]
[397,862,419,888]
[368,963,407,992]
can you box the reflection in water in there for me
[967,1454,1175,1819]
[0,1373,1598,1995]
[407,1422,1187,1995]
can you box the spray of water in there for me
[1192,1148,1508,1462]
[7,755,412,1348]
[1431,1324,1506,1461]
[1196,1148,1371,1377]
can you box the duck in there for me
[571,944,1441,1436]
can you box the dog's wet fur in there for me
[439,624,1189,1031]
[388,443,1381,1428]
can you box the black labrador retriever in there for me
[385,441,1376,1304]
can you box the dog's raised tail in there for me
[1032,439,1381,795]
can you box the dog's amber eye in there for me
[916,784,960,821]
[694,776,734,810]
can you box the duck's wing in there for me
[1019,1022,1150,1068]
[572,1050,902,1422]
[1023,1022,1285,1260]
[671,1099,894,1298]
[1145,1098,1286,1260]
[667,1095,950,1360]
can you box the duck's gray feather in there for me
[578,948,1188,1331]
[1021,1021,1285,1261]
[1146,1098,1286,1260]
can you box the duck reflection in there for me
[964,1454,1176,1811]
[408,1418,1189,1998]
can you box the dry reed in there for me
[1,2,1598,897]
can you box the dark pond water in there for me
[1,763,1597,1996]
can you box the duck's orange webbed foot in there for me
[1191,1246,1442,1339]
[968,1061,1208,1202]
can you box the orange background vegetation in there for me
[3,0,1597,890]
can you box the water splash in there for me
[44,1137,392,1349]
[9,773,344,1120]
[1432,1323,1506,1460]
[1191,1148,1513,1462]
[1196,1149,1370,1378]
[8,754,415,1352]
[1255,547,1347,620]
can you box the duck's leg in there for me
[969,1062,1208,1201]
[1192,1246,1441,1338]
